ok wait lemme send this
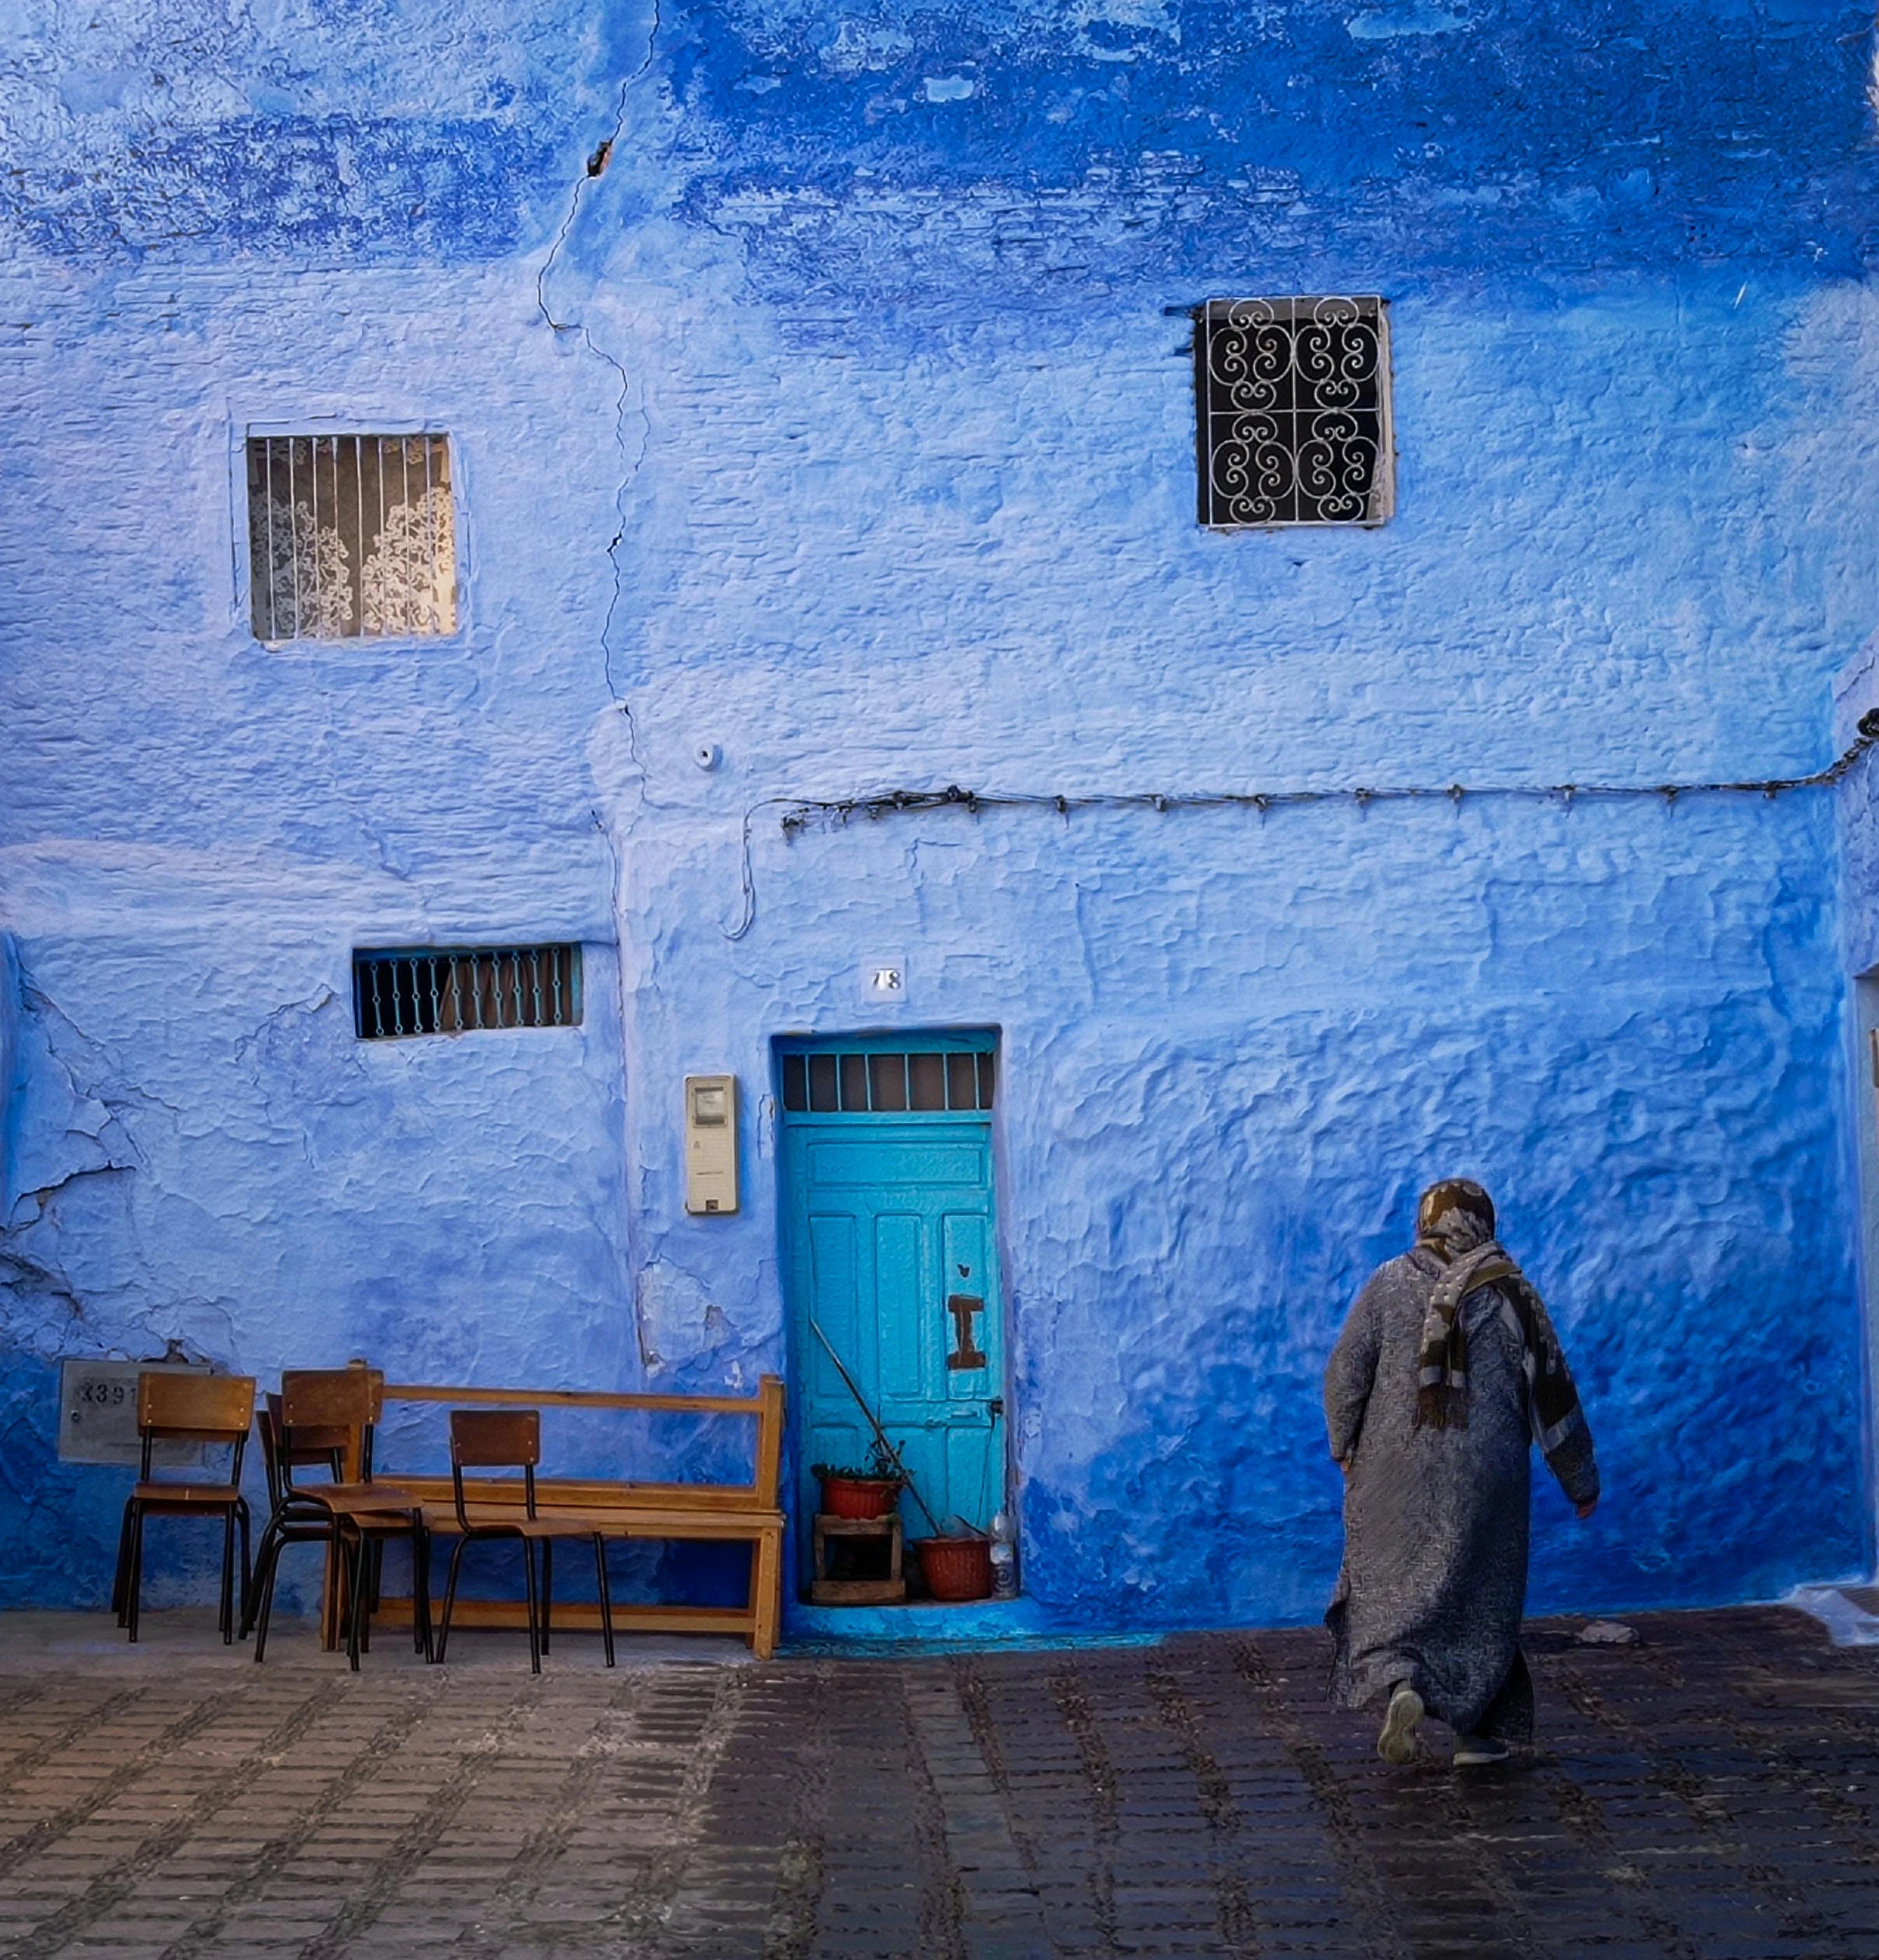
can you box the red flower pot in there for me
[915,1535,993,1602]
[819,1474,901,1520]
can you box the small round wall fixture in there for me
[693,741,722,771]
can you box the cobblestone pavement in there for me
[1,1605,1877,1958]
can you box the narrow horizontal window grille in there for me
[247,434,456,641]
[353,945,580,1040]
[781,1050,994,1115]
[1196,298,1391,528]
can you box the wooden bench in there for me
[364,1375,785,1659]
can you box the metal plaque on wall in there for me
[57,1358,213,1466]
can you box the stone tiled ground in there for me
[1,1606,1876,1957]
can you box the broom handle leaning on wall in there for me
[807,1317,942,1536]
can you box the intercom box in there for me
[685,1073,739,1215]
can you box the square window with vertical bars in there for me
[1195,298,1392,528]
[247,434,456,642]
[352,945,581,1041]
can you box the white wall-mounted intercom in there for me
[684,1073,739,1215]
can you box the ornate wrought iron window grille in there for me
[1194,298,1393,528]
[246,434,456,642]
[352,945,581,1040]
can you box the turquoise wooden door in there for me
[778,1035,1004,1571]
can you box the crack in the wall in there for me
[0,1246,90,1325]
[13,1164,134,1221]
[242,987,339,1042]
[535,0,662,773]
[537,7,670,1384]
[10,981,148,1181]
[233,986,351,1163]
[585,801,654,1372]
[354,808,421,887]
[0,965,154,1361]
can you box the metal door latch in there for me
[945,1294,987,1371]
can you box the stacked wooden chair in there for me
[246,1367,429,1668]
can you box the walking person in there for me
[1324,1178,1599,1767]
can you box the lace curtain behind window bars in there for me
[246,435,456,641]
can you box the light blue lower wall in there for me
[5,784,1862,1625]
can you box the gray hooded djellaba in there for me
[1324,1179,1600,1743]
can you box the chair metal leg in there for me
[219,1508,236,1643]
[435,1536,471,1664]
[242,1516,280,1639]
[111,1502,136,1623]
[540,1538,553,1656]
[412,1518,432,1660]
[125,1506,145,1644]
[341,1527,375,1660]
[520,1537,541,1675]
[252,1529,288,1663]
[593,1536,615,1669]
[344,1529,366,1672]
[236,1502,253,1634]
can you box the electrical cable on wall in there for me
[719,709,1879,941]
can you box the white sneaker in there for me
[1377,1685,1423,1765]
[1452,1733,1510,1767]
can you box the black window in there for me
[353,945,581,1040]
[1195,297,1392,528]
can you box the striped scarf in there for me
[1413,1196,1590,1473]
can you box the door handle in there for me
[946,1294,986,1371]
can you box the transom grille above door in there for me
[781,1049,994,1115]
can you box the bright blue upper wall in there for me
[2,0,1876,1628]
[663,0,1879,293]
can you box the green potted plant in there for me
[813,1439,905,1519]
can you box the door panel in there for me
[940,1211,991,1395]
[874,1212,925,1400]
[806,1211,863,1407]
[806,1141,989,1186]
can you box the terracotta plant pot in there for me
[914,1535,993,1602]
[819,1473,901,1520]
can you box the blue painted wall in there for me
[2,0,1876,1628]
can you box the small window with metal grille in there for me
[1194,298,1392,528]
[246,434,456,642]
[781,1050,995,1115]
[353,945,580,1041]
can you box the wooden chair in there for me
[250,1368,427,1670]
[433,1409,614,1672]
[113,1372,256,1644]
[242,1387,351,1645]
